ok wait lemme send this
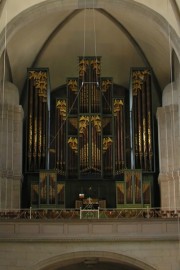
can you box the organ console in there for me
[75,198,106,209]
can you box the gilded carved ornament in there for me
[101,79,112,92]
[91,115,101,132]
[56,99,67,120]
[103,137,113,152]
[132,70,150,95]
[90,59,101,75]
[114,99,124,115]
[67,79,78,92]
[68,137,78,153]
[79,116,89,135]
[28,71,48,99]
[79,59,89,77]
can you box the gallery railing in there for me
[0,207,179,220]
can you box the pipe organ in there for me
[52,57,128,178]
[131,69,153,171]
[25,58,155,208]
[26,69,50,172]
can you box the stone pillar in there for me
[157,83,180,210]
[0,81,23,209]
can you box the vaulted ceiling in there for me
[0,0,180,102]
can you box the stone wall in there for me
[0,219,179,270]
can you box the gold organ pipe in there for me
[28,81,33,170]
[137,89,143,168]
[33,87,38,169]
[142,84,147,170]
[146,73,153,170]
[38,95,42,168]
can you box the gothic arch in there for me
[0,0,180,93]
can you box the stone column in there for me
[0,81,24,209]
[157,85,180,210]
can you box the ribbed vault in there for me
[0,0,179,102]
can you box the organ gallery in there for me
[23,56,157,209]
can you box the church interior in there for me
[0,1,180,270]
[0,0,180,213]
